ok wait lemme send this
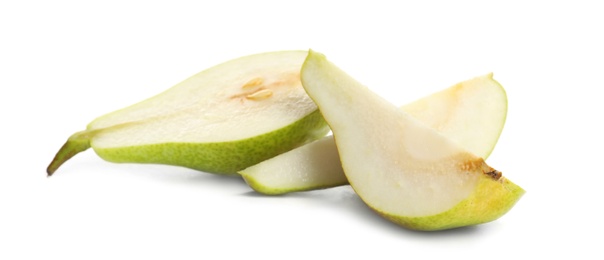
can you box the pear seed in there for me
[242,77,264,88]
[246,89,273,100]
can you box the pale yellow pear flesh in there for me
[400,73,507,159]
[300,50,524,231]
[48,51,329,175]
[240,74,507,195]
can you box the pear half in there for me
[300,50,524,231]
[240,74,507,195]
[47,51,329,176]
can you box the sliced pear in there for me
[240,74,507,195]
[47,51,329,176]
[300,50,524,231]
[241,135,344,194]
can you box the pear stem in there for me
[47,131,93,176]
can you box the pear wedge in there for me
[47,51,329,176]
[241,135,344,194]
[300,50,524,231]
[240,74,507,195]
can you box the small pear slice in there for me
[300,50,524,231]
[240,74,507,195]
[47,51,329,176]
[241,135,345,194]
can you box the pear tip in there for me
[46,131,93,176]
[46,157,63,177]
[46,165,56,177]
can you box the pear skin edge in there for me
[240,171,348,195]
[373,176,525,231]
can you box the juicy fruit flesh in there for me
[90,51,318,148]
[300,50,523,228]
[336,103,483,216]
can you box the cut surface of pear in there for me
[240,74,507,195]
[48,51,329,176]
[300,50,524,231]
[241,135,345,195]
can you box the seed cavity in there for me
[458,156,504,181]
[481,163,503,180]
[246,89,273,100]
[242,77,264,89]
[486,169,503,180]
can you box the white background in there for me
[2,0,603,259]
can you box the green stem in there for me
[47,131,93,176]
